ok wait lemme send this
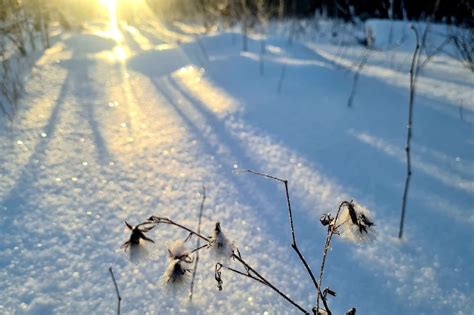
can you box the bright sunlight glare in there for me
[99,0,122,41]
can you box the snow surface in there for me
[0,19,473,315]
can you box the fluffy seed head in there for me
[121,221,156,263]
[167,240,191,262]
[209,222,234,261]
[335,201,375,243]
[162,240,192,292]
[162,259,191,288]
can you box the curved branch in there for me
[231,253,309,314]
[235,169,325,306]
[316,201,350,312]
[147,216,210,242]
[399,25,420,239]
[109,267,122,315]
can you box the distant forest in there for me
[2,1,470,28]
[145,0,473,26]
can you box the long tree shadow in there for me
[119,24,144,52]
[0,74,72,261]
[1,34,114,228]
[150,76,321,250]
[149,73,407,315]
[64,58,111,164]
[134,23,174,46]
[61,33,113,165]
[161,56,470,315]
[202,40,473,202]
[127,28,474,250]
[154,74,356,287]
[165,72,346,227]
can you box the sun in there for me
[99,0,122,41]
[100,0,117,19]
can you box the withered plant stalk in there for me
[236,169,331,314]
[109,267,122,315]
[316,201,350,312]
[148,213,310,314]
[189,186,206,302]
[399,26,420,239]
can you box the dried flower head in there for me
[320,213,333,226]
[162,259,192,288]
[121,221,156,263]
[208,222,234,261]
[335,201,375,243]
[314,307,329,315]
[167,240,192,263]
[162,240,192,291]
[346,307,357,315]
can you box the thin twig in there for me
[195,34,209,62]
[231,253,309,314]
[277,64,287,93]
[260,39,265,76]
[418,36,452,70]
[218,263,268,286]
[189,186,206,302]
[109,267,122,315]
[148,216,210,243]
[316,201,349,313]
[399,26,420,239]
[347,49,372,108]
[235,169,326,309]
[190,243,209,254]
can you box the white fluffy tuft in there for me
[167,240,189,259]
[336,202,376,243]
[209,222,234,262]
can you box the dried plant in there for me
[316,201,375,312]
[398,22,454,239]
[108,267,122,315]
[189,186,206,302]
[452,30,473,72]
[397,26,419,240]
[0,0,51,121]
[120,221,156,263]
[346,49,372,108]
[162,240,193,291]
[113,171,375,314]
[277,64,286,93]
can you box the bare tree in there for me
[240,0,249,52]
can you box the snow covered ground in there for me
[0,19,473,314]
